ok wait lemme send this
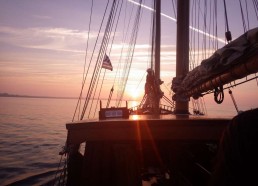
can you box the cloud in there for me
[0,26,99,53]
[32,15,52,20]
[0,26,178,62]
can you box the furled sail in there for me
[172,27,258,100]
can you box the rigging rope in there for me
[200,97,207,114]
[189,0,220,113]
[203,0,207,58]
[72,0,94,121]
[104,0,124,108]
[228,89,240,114]
[88,0,120,118]
[92,70,106,118]
[150,0,156,70]
[77,0,94,121]
[106,86,114,108]
[223,0,232,42]
[72,0,110,121]
[189,0,196,70]
[171,0,177,20]
[92,0,124,118]
[115,1,135,106]
[244,0,250,30]
[113,1,131,105]
[256,73,258,86]
[89,0,122,118]
[239,0,247,32]
[116,0,143,107]
[80,0,115,120]
[214,85,224,104]
[253,0,258,20]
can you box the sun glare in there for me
[127,88,143,100]
[130,90,140,99]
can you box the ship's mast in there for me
[155,0,161,80]
[174,0,190,114]
[154,0,161,113]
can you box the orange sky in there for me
[0,0,258,114]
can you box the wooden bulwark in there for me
[66,116,230,145]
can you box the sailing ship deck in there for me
[61,0,258,185]
[65,115,231,186]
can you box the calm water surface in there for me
[0,97,76,185]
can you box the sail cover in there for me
[172,27,258,99]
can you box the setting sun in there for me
[127,87,143,100]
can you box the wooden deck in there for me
[65,115,231,186]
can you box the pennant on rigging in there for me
[102,54,113,71]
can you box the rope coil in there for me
[214,85,224,104]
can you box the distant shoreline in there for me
[0,93,76,100]
[0,93,134,101]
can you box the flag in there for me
[102,54,113,71]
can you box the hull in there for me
[65,115,230,186]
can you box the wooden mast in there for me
[155,0,161,80]
[174,0,190,114]
[154,0,161,114]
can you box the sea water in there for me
[0,97,138,185]
[0,96,240,185]
[0,97,75,185]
